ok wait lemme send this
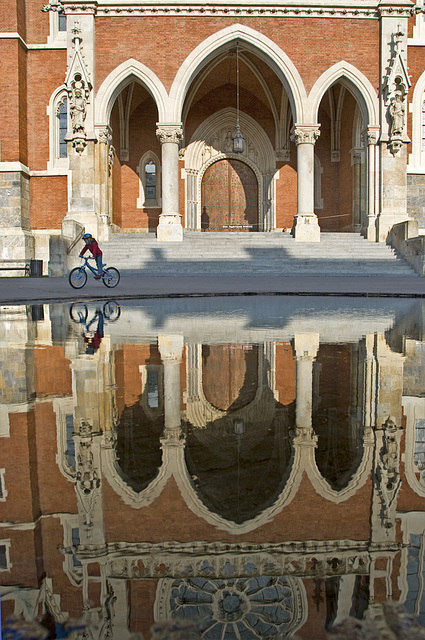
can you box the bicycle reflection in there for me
[69,301,121,354]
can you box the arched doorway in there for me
[201,159,258,231]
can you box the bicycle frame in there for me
[69,256,120,289]
[79,256,103,277]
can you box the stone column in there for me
[156,125,184,242]
[293,333,320,438]
[62,11,109,241]
[94,126,114,235]
[363,126,380,241]
[291,125,321,242]
[158,334,184,439]
[351,148,364,231]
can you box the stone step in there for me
[98,231,418,276]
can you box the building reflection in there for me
[0,299,424,639]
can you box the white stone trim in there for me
[408,70,425,172]
[397,511,425,608]
[402,396,425,497]
[47,85,70,172]
[101,444,173,509]
[314,154,324,209]
[94,4,386,19]
[408,0,425,44]
[47,10,67,47]
[185,108,276,230]
[0,539,11,572]
[54,397,77,481]
[95,58,168,125]
[305,435,375,503]
[169,23,307,123]
[0,469,7,501]
[0,162,30,175]
[137,152,162,209]
[308,60,380,126]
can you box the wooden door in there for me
[201,159,258,231]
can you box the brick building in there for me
[0,300,424,637]
[1,0,425,272]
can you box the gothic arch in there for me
[304,436,375,503]
[181,50,281,144]
[95,58,168,125]
[408,68,425,171]
[308,61,379,127]
[184,109,277,230]
[101,445,172,509]
[168,24,307,123]
[47,85,69,172]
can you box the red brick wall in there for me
[30,176,68,229]
[275,342,296,405]
[34,347,72,396]
[25,0,50,44]
[0,40,27,162]
[27,50,67,169]
[95,17,380,95]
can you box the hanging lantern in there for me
[232,42,245,154]
[232,123,245,154]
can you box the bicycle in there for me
[69,301,121,354]
[68,256,120,289]
[69,300,121,324]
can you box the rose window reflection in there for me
[167,576,304,638]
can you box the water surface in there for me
[1,296,424,639]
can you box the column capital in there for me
[362,125,380,146]
[294,333,320,359]
[156,123,183,145]
[158,334,184,363]
[291,124,321,145]
[96,125,112,145]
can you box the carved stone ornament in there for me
[42,0,63,11]
[363,128,378,147]
[108,145,115,175]
[65,22,92,155]
[291,126,321,145]
[156,127,183,145]
[276,148,291,162]
[156,575,306,639]
[97,128,112,145]
[374,417,402,530]
[75,421,101,528]
[382,27,411,155]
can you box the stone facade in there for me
[407,174,425,227]
[1,0,425,269]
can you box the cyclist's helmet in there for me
[82,233,92,240]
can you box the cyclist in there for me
[80,233,103,279]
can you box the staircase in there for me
[101,231,418,277]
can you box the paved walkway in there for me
[0,273,424,305]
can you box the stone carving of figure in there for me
[224,130,233,152]
[70,87,86,133]
[389,92,405,137]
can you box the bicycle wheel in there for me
[102,267,120,288]
[69,268,87,289]
[69,302,88,323]
[103,300,121,321]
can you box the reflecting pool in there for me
[0,296,425,639]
